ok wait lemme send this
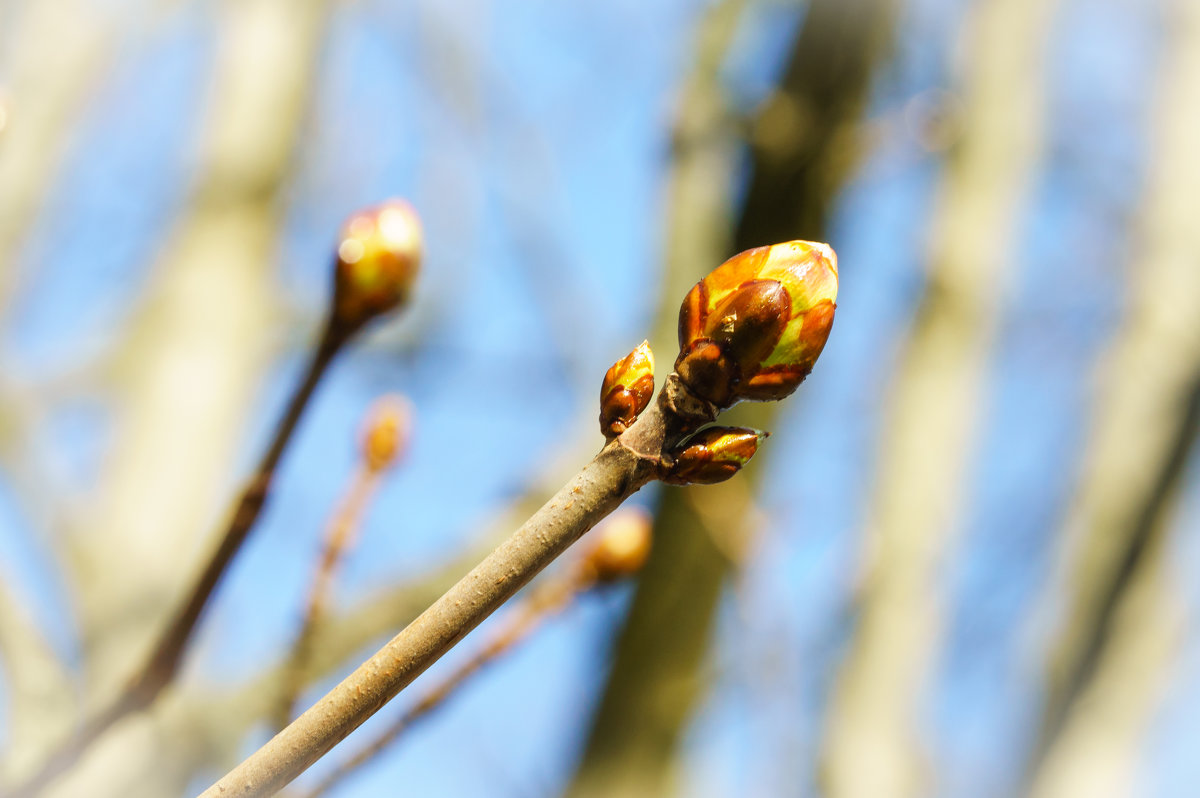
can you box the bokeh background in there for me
[2,0,1199,796]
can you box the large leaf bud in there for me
[675,241,837,407]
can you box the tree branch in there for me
[294,508,651,798]
[201,376,718,796]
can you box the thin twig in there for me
[200,375,717,797]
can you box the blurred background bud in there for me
[676,241,838,407]
[579,507,653,583]
[332,199,423,330]
[599,340,655,437]
[662,426,767,485]
[361,395,413,473]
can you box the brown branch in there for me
[133,321,350,700]
[297,566,581,798]
[136,448,602,793]
[200,375,717,797]
[294,508,652,798]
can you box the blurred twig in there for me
[819,0,1056,795]
[1028,0,1200,790]
[6,322,347,798]
[273,397,411,730]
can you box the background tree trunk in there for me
[819,0,1057,795]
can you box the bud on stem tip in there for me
[332,199,423,330]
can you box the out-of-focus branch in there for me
[0,2,334,796]
[1029,530,1186,798]
[567,2,891,795]
[0,583,74,781]
[10,192,422,796]
[819,1,1056,796]
[0,0,120,310]
[1028,0,1200,786]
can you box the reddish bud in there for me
[599,340,656,438]
[676,241,838,407]
[580,507,653,582]
[662,426,767,485]
[332,200,423,330]
[361,395,413,472]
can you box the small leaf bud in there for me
[662,426,767,485]
[676,241,838,407]
[599,341,656,437]
[332,199,423,330]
